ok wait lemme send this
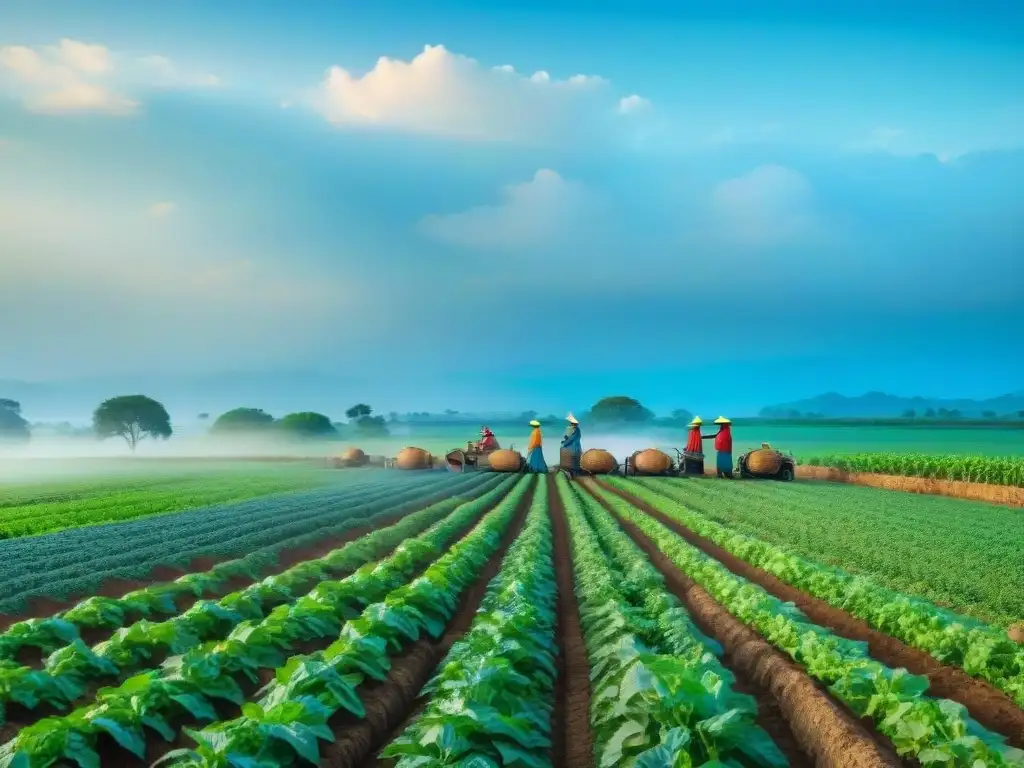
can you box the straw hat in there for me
[566,412,579,424]
[714,416,731,424]
[689,416,703,426]
[529,420,541,427]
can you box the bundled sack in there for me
[632,448,673,475]
[580,448,618,474]
[395,446,433,470]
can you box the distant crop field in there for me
[233,422,1024,462]
[0,461,328,538]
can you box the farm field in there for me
[0,471,1022,767]
[805,452,1024,486]
[627,476,1024,626]
[0,464,330,539]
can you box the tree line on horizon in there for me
[5,392,1023,449]
[0,395,689,450]
[0,396,393,451]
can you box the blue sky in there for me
[1,0,1022,416]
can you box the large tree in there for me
[587,396,655,425]
[277,412,337,438]
[211,407,275,433]
[345,404,372,420]
[0,399,30,443]
[93,395,172,451]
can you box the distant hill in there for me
[760,391,1024,419]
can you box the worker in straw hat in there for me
[560,413,582,478]
[702,416,734,478]
[525,419,548,473]
[681,416,705,475]
[478,425,498,453]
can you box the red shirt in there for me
[479,434,497,451]
[685,427,703,453]
[714,426,733,452]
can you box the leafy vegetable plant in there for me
[559,475,788,768]
[590,482,1024,768]
[382,475,557,768]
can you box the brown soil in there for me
[0,509,418,632]
[797,465,1024,507]
[580,478,905,768]
[598,479,1024,748]
[547,475,596,768]
[321,482,536,767]
[134,488,516,768]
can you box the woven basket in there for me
[559,448,578,470]
[340,447,368,467]
[581,449,617,474]
[395,446,432,470]
[488,449,523,473]
[633,448,673,475]
[746,448,782,476]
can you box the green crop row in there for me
[589,483,1024,767]
[651,476,1024,626]
[0,474,502,726]
[0,470,329,539]
[619,476,1024,707]
[0,473,495,662]
[559,475,788,768]
[162,475,535,767]
[806,452,1024,487]
[0,471,481,615]
[0,475,528,767]
[382,475,556,767]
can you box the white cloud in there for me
[709,165,823,247]
[0,39,220,117]
[0,39,136,116]
[314,44,628,142]
[418,169,598,250]
[57,39,113,74]
[149,201,177,218]
[30,83,139,116]
[618,94,651,114]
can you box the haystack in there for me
[395,446,433,470]
[633,448,673,475]
[339,447,368,467]
[488,449,523,473]
[746,447,783,476]
[581,449,618,474]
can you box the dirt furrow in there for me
[548,475,596,768]
[325,480,536,768]
[0,505,428,632]
[93,488,516,768]
[599,478,1024,748]
[580,478,904,768]
[0,497,485,741]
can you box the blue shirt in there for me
[561,425,582,454]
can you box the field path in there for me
[326,479,536,767]
[548,474,595,768]
[580,478,904,768]
[595,478,1024,748]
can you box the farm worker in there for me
[478,426,498,452]
[561,413,582,477]
[682,416,706,475]
[703,416,734,478]
[526,420,548,473]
